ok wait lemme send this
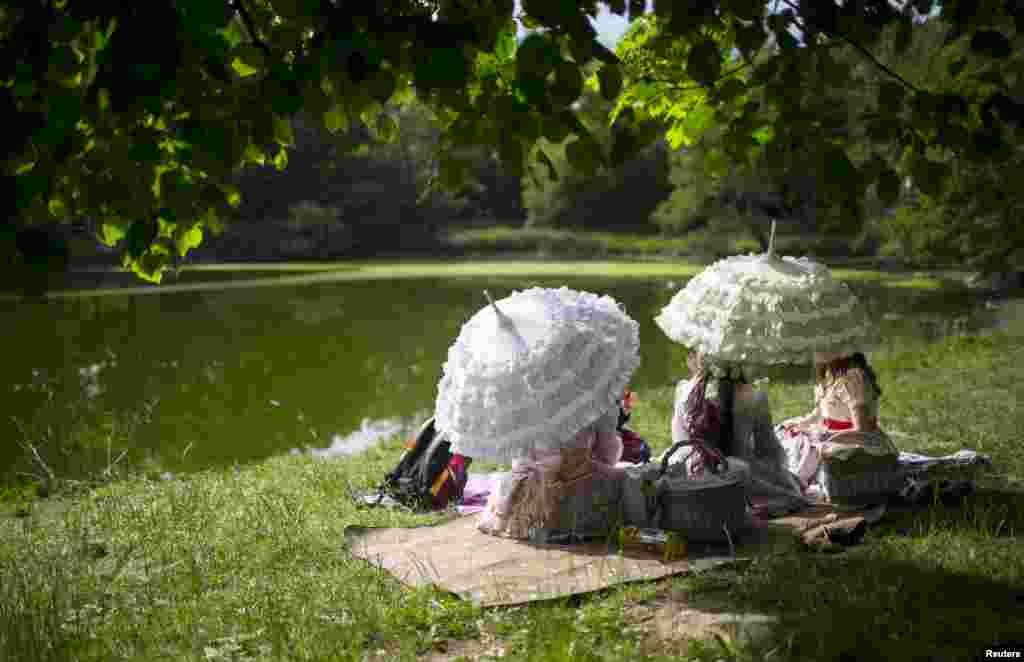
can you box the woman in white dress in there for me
[777,351,898,490]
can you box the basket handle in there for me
[660,441,690,477]
[662,437,728,477]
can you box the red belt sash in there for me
[823,417,877,431]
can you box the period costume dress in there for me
[434,287,640,541]
[664,376,806,510]
[778,367,898,487]
[478,410,625,539]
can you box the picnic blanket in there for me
[344,504,883,607]
[346,451,990,607]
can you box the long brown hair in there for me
[685,353,747,457]
[815,352,882,397]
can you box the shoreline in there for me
[5,257,980,301]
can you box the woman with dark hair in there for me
[660,351,805,508]
[779,351,898,488]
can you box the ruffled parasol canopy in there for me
[655,244,878,366]
[435,287,641,463]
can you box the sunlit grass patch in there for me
[3,319,1023,661]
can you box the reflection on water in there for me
[0,275,1006,482]
[301,417,415,458]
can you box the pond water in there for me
[0,274,1001,484]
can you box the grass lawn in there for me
[3,322,1022,661]
[32,259,957,301]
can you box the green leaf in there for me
[495,28,517,63]
[272,147,288,171]
[47,197,68,220]
[686,39,721,87]
[131,249,168,283]
[220,184,241,208]
[970,30,1012,59]
[324,106,348,134]
[272,114,295,147]
[231,54,262,78]
[948,58,967,79]
[632,80,659,102]
[98,220,130,248]
[376,114,399,144]
[597,63,623,101]
[682,105,713,137]
[752,125,774,145]
[876,168,901,206]
[221,19,246,49]
[175,225,203,257]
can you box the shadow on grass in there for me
[698,489,1024,661]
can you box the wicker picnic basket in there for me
[620,440,750,543]
[816,434,905,504]
[655,469,750,542]
[817,463,907,504]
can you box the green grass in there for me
[23,257,955,301]
[4,323,1022,661]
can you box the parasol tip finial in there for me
[483,290,529,354]
[767,219,777,258]
[484,290,509,321]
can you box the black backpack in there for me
[376,417,470,510]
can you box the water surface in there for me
[0,274,996,482]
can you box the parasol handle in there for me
[767,219,777,258]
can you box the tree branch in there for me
[231,0,272,58]
[779,0,920,95]
[644,59,754,93]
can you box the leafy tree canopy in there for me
[2,0,1023,285]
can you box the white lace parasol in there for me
[655,227,879,365]
[435,287,641,462]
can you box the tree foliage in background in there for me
[612,4,1024,270]
[521,77,670,231]
[3,0,1024,288]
